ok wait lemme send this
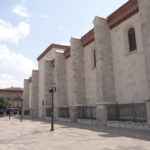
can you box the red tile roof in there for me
[64,29,95,59]
[0,88,23,93]
[107,0,139,29]
[80,0,139,47]
[81,29,95,47]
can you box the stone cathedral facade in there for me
[23,0,150,125]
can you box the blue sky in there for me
[0,0,128,88]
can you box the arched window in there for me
[128,27,137,52]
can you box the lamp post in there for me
[42,100,45,117]
[49,87,56,131]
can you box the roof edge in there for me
[107,0,139,29]
[37,43,70,61]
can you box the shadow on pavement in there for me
[55,120,150,142]
[16,116,150,142]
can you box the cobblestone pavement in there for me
[0,117,150,150]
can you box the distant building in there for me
[0,87,23,108]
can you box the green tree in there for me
[0,97,9,109]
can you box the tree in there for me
[0,97,9,109]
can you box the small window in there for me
[128,27,137,52]
[93,49,96,68]
[92,49,96,68]
[42,100,44,106]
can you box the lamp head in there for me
[49,87,56,93]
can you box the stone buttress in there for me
[93,16,116,125]
[55,52,69,119]
[138,0,150,124]
[69,38,86,122]
[23,79,30,114]
[43,60,54,117]
[31,70,39,118]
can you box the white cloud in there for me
[0,19,30,44]
[13,5,30,18]
[0,44,37,88]
[0,17,32,88]
[0,74,21,89]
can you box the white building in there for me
[23,0,150,125]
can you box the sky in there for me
[0,0,128,88]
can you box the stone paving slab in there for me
[0,117,150,150]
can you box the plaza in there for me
[0,117,150,150]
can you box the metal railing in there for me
[107,103,147,122]
[58,107,70,118]
[78,106,96,120]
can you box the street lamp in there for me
[42,100,45,117]
[49,87,56,131]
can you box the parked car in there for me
[6,108,18,115]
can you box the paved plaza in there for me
[0,117,150,150]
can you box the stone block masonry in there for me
[55,52,68,118]
[94,16,116,125]
[30,70,39,118]
[69,38,86,122]
[23,79,30,114]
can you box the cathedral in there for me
[23,0,150,126]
